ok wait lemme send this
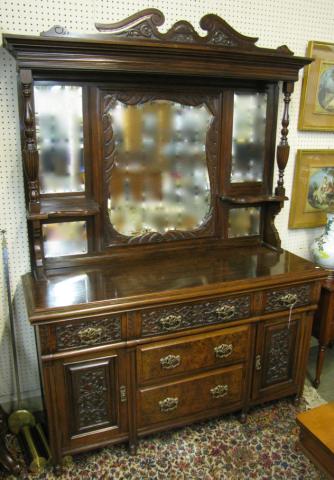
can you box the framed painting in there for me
[299,41,334,131]
[289,150,334,229]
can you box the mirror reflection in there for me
[228,207,261,238]
[231,92,267,183]
[107,99,212,237]
[34,84,85,193]
[42,221,88,257]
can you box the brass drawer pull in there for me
[255,354,262,371]
[159,314,182,331]
[215,305,235,320]
[278,293,298,307]
[214,343,233,359]
[159,397,179,413]
[160,354,181,370]
[77,326,103,344]
[210,384,228,399]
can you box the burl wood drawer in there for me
[138,364,244,427]
[137,325,250,384]
[264,283,312,313]
[141,295,251,337]
[41,315,122,353]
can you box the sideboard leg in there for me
[240,409,248,424]
[129,442,137,456]
[314,344,326,389]
[293,394,301,407]
[53,464,63,476]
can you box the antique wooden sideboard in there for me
[3,9,326,470]
[312,279,334,388]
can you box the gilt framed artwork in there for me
[289,150,334,229]
[299,41,334,131]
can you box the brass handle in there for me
[214,343,233,359]
[210,384,228,399]
[160,354,181,370]
[255,354,262,371]
[159,314,182,331]
[278,293,298,307]
[159,397,179,413]
[78,326,103,344]
[215,304,236,320]
[120,385,127,403]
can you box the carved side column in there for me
[20,69,40,213]
[275,81,294,196]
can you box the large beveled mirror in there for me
[103,93,218,244]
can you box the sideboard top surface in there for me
[22,246,326,322]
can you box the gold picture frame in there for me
[299,41,334,131]
[289,150,334,229]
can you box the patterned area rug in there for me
[1,387,327,479]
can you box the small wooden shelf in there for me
[220,194,287,205]
[27,196,100,220]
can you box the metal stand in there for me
[1,229,51,473]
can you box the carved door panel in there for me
[53,350,129,453]
[252,316,301,402]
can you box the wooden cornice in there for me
[3,9,312,81]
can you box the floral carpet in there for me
[1,386,326,479]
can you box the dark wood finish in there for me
[252,316,300,402]
[264,283,311,313]
[27,197,100,221]
[141,294,251,337]
[137,326,250,383]
[3,10,326,469]
[312,279,334,388]
[138,364,245,428]
[45,350,128,461]
[297,403,334,479]
[19,69,40,213]
[275,81,294,196]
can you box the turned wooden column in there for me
[275,81,294,197]
[20,69,40,213]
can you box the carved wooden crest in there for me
[42,8,293,54]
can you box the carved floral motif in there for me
[56,317,121,350]
[75,368,109,430]
[264,284,311,312]
[142,295,250,336]
[266,328,291,383]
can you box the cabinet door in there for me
[252,316,302,402]
[52,350,129,454]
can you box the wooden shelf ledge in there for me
[27,196,100,220]
[220,194,288,205]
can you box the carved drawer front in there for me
[55,316,122,351]
[264,284,312,313]
[137,325,250,383]
[141,295,251,337]
[138,364,244,427]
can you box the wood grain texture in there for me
[312,280,334,388]
[2,10,325,468]
[297,403,334,479]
